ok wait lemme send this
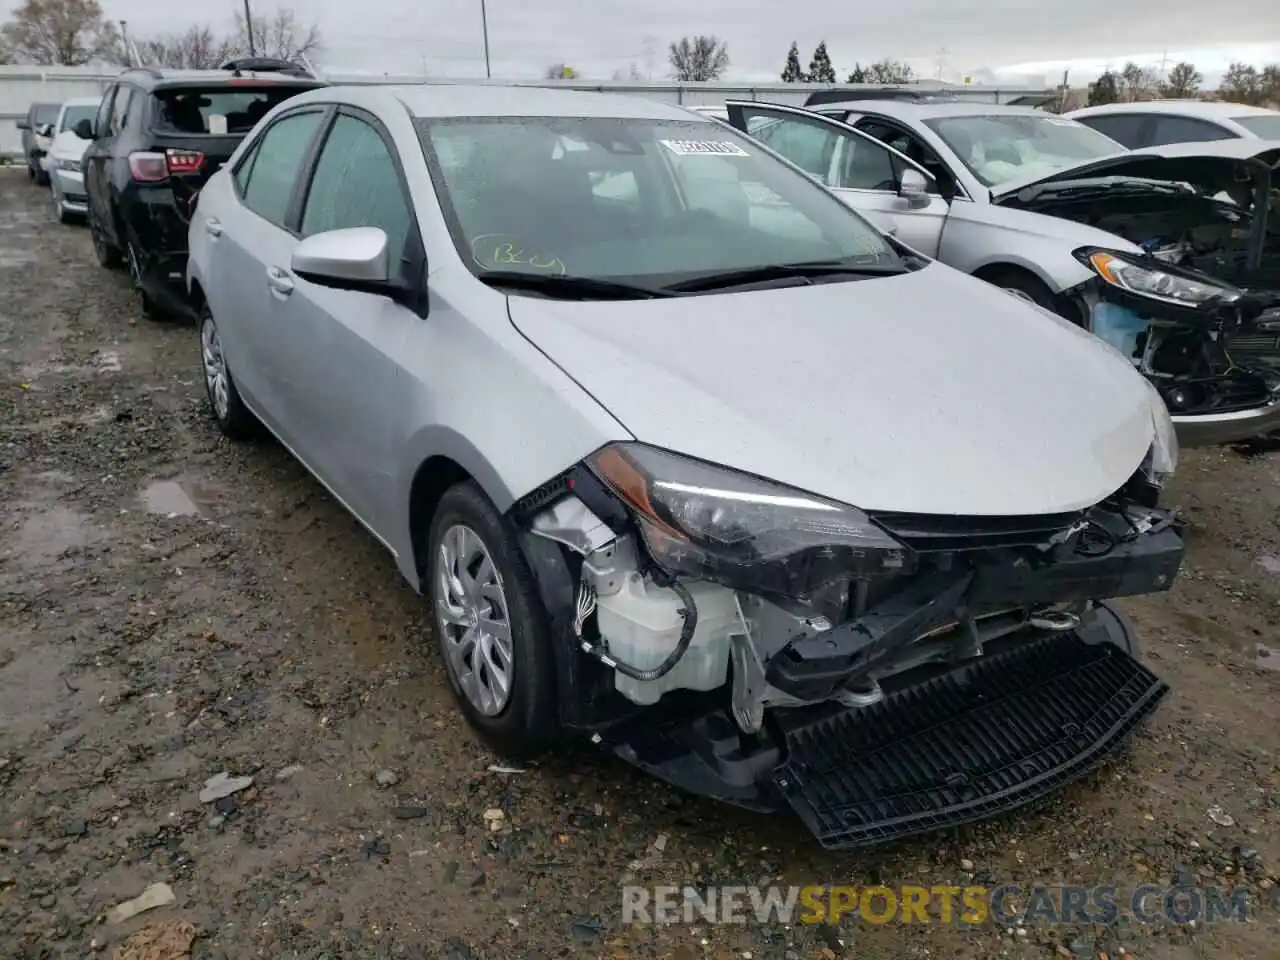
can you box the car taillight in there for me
[127,149,205,182]
[166,149,205,175]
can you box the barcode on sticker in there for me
[660,139,750,157]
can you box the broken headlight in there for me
[1141,379,1178,486]
[588,442,915,599]
[1079,249,1240,308]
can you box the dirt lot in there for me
[1,167,1278,959]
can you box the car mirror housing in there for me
[73,118,95,140]
[37,123,54,138]
[291,227,424,312]
[16,118,31,131]
[898,168,933,209]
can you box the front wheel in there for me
[428,482,558,756]
[198,304,256,440]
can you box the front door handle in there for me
[266,265,294,296]
[204,217,222,238]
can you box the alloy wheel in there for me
[434,524,514,717]
[200,314,230,421]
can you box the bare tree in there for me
[544,63,578,79]
[863,59,914,84]
[1219,62,1262,105]
[1263,65,1280,106]
[0,0,118,65]
[1157,62,1201,99]
[231,6,321,62]
[1088,70,1120,106]
[668,35,729,81]
[136,25,235,70]
[1120,61,1158,101]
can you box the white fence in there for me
[1,64,1053,158]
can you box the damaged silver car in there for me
[706,98,1280,447]
[187,84,1185,848]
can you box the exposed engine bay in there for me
[515,445,1185,847]
[999,165,1280,422]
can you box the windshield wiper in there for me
[478,271,673,300]
[663,259,906,294]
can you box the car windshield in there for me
[416,115,901,288]
[152,85,312,134]
[60,104,98,133]
[1235,115,1280,138]
[924,113,1125,188]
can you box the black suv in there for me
[79,58,325,318]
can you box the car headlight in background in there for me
[1080,249,1239,308]
[55,158,81,173]
[1141,379,1178,487]
[588,442,915,600]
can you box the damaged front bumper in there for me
[519,467,1185,849]
[601,604,1165,848]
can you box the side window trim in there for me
[108,84,134,136]
[233,105,332,233]
[289,104,419,254]
[854,113,967,200]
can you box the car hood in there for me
[991,139,1280,201]
[506,264,1156,516]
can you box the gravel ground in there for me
[1,167,1278,959]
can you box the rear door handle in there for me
[266,266,294,296]
[204,217,222,238]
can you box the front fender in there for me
[940,202,1141,293]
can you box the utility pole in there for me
[242,0,257,56]
[479,0,491,78]
[118,20,131,66]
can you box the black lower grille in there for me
[866,509,1082,552]
[773,632,1166,849]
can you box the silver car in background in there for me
[44,97,103,223]
[186,84,1185,848]
[1066,99,1280,148]
[702,98,1280,446]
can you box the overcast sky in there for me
[5,0,1278,84]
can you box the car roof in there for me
[61,96,104,107]
[353,84,717,121]
[1067,99,1280,120]
[818,99,1051,121]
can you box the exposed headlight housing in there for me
[56,157,81,173]
[1141,379,1178,487]
[587,443,915,599]
[1080,249,1239,308]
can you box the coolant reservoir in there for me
[596,572,739,706]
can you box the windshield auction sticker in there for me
[659,139,750,157]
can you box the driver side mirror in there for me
[73,118,95,140]
[291,227,423,311]
[16,118,30,131]
[898,168,933,209]
[36,123,54,138]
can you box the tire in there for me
[90,212,122,269]
[198,303,257,440]
[51,191,70,225]
[26,162,35,182]
[35,168,50,187]
[428,481,558,756]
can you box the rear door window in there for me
[1073,114,1149,148]
[152,85,315,135]
[1147,115,1234,146]
[239,111,326,228]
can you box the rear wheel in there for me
[90,214,122,269]
[428,482,558,757]
[199,304,256,440]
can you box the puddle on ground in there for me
[1255,554,1280,575]
[140,478,228,518]
[8,505,91,563]
[1257,645,1280,673]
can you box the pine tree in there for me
[808,41,836,84]
[780,41,805,82]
